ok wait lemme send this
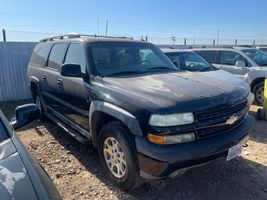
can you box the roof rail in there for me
[40,33,133,42]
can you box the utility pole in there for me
[105,20,108,37]
[97,16,99,36]
[217,30,220,45]
[171,36,176,45]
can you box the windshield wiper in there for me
[146,66,177,72]
[107,71,143,76]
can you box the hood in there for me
[101,71,249,113]
[0,152,38,200]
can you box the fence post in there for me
[184,38,186,46]
[253,40,256,46]
[235,39,237,46]
[2,28,6,42]
[213,39,215,46]
[145,36,148,42]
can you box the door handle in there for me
[42,74,47,80]
[57,78,63,85]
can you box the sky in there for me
[0,0,266,43]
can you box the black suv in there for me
[28,34,254,190]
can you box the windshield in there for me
[90,42,177,76]
[242,49,267,66]
[166,51,215,71]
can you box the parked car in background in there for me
[0,104,61,200]
[28,34,254,191]
[194,47,267,105]
[256,46,267,53]
[162,48,216,71]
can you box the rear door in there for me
[41,43,67,109]
[217,50,250,77]
[56,43,90,130]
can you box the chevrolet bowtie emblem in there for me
[226,115,239,125]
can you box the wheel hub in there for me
[103,137,127,178]
[256,87,264,104]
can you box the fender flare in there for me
[89,100,143,142]
[29,76,41,94]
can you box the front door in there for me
[56,43,90,130]
[215,50,250,78]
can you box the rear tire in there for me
[253,82,264,106]
[34,93,46,120]
[98,121,142,191]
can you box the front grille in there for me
[196,100,247,122]
[195,100,248,138]
[197,114,246,138]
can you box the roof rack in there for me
[40,33,133,42]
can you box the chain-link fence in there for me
[1,28,267,46]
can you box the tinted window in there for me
[197,50,217,63]
[47,43,66,69]
[29,43,51,66]
[91,42,176,76]
[259,47,267,52]
[219,51,247,66]
[64,43,86,72]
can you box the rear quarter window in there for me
[29,43,51,66]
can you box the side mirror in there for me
[235,61,245,68]
[10,104,40,130]
[60,63,84,77]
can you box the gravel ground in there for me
[2,103,267,200]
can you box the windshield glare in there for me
[242,49,267,66]
[166,51,214,71]
[90,42,177,76]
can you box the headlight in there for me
[148,133,195,145]
[247,92,255,105]
[149,113,194,127]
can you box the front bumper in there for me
[135,114,254,178]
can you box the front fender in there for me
[89,100,143,142]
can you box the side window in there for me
[64,43,86,73]
[197,50,217,63]
[165,53,181,68]
[218,51,247,66]
[29,43,51,66]
[47,43,66,70]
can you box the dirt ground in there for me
[2,102,267,200]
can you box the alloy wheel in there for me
[103,137,127,178]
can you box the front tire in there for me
[98,121,142,191]
[253,82,264,106]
